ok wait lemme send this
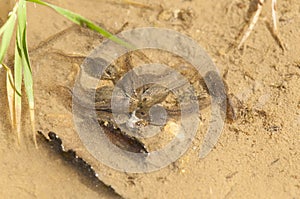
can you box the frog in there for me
[73,50,239,154]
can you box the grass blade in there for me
[18,0,37,147]
[5,65,15,132]
[14,39,22,143]
[0,4,17,63]
[6,73,15,125]
[0,3,18,36]
[1,4,18,135]
[26,0,134,49]
[0,14,14,36]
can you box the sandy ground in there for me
[0,0,299,198]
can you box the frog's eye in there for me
[140,111,146,116]
[142,97,149,102]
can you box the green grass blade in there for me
[18,0,37,147]
[0,4,18,63]
[0,15,14,36]
[26,0,134,49]
[17,0,34,109]
[0,3,18,36]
